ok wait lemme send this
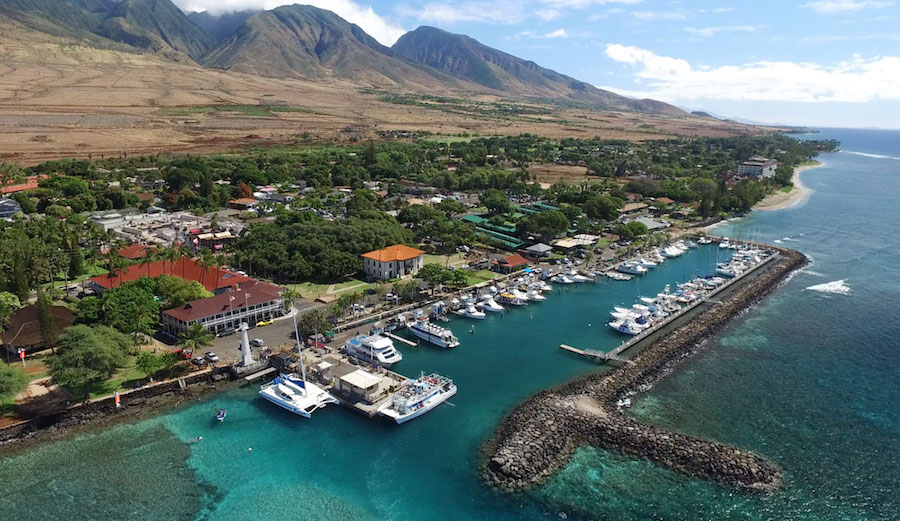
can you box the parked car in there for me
[204,352,220,363]
[191,357,207,367]
[218,327,236,337]
[174,348,193,360]
[256,319,274,327]
[250,338,264,348]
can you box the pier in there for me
[386,332,418,347]
[559,344,623,362]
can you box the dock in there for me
[386,332,418,347]
[242,367,276,382]
[559,344,623,362]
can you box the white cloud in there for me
[801,0,894,14]
[415,0,641,24]
[173,0,407,45]
[602,44,900,103]
[517,28,570,38]
[684,25,762,37]
[631,10,688,20]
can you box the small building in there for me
[492,253,529,274]
[631,217,670,232]
[524,243,553,258]
[227,198,259,211]
[655,197,675,205]
[1,304,75,355]
[738,156,778,178]
[361,245,425,280]
[333,367,382,403]
[0,198,22,219]
[619,202,649,215]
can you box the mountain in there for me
[187,9,255,42]
[201,5,469,89]
[392,26,684,115]
[96,0,213,59]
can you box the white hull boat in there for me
[259,375,338,418]
[378,373,457,424]
[410,319,460,348]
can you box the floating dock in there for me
[242,367,276,382]
[386,332,418,347]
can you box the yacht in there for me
[534,280,554,292]
[478,297,505,313]
[617,262,647,275]
[698,236,713,245]
[609,320,646,335]
[719,239,731,249]
[343,334,403,367]
[458,305,486,320]
[604,271,633,281]
[497,292,526,306]
[637,257,657,268]
[259,374,339,418]
[409,318,460,348]
[552,274,575,284]
[566,269,591,283]
[716,263,737,278]
[378,373,457,424]
[685,239,698,249]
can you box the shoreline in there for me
[753,161,824,211]
[482,245,808,492]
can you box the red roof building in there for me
[89,256,252,293]
[492,253,529,274]
[1,175,48,194]
[161,280,284,336]
[118,244,156,260]
[361,245,425,280]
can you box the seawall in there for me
[483,246,807,492]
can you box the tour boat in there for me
[377,373,457,424]
[409,318,460,348]
[608,320,646,335]
[343,334,403,368]
[259,374,339,419]
[478,297,505,313]
[458,305,486,320]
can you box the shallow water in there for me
[1,128,898,520]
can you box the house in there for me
[631,217,670,231]
[0,198,22,219]
[619,202,649,214]
[655,197,675,205]
[1,175,47,195]
[1,304,75,355]
[492,253,529,274]
[361,245,425,280]
[89,256,253,294]
[331,366,382,403]
[160,281,284,336]
[524,243,553,258]
[227,198,259,211]
[738,156,778,178]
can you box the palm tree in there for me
[177,323,214,356]
[197,249,214,289]
[212,253,226,292]
[139,247,157,278]
[158,245,179,277]
[281,287,300,312]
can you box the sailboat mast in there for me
[291,310,307,382]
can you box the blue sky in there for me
[176,0,900,128]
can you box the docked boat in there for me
[377,373,457,424]
[478,297,505,312]
[343,334,403,367]
[637,257,657,268]
[715,263,737,278]
[719,239,731,249]
[497,292,526,306]
[617,262,647,275]
[604,271,633,281]
[534,280,554,292]
[566,269,591,283]
[609,320,646,335]
[458,305,486,320]
[552,274,575,284]
[409,318,460,348]
[259,374,339,418]
[685,239,698,249]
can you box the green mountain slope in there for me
[96,0,213,59]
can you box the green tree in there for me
[100,279,160,340]
[0,364,28,402]
[296,309,331,340]
[135,350,177,379]
[520,210,569,241]
[480,189,512,215]
[49,325,131,399]
[36,292,57,353]
[418,263,449,292]
[177,323,213,355]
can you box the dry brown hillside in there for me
[0,20,775,165]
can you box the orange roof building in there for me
[361,245,425,280]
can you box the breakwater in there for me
[484,246,807,492]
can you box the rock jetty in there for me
[484,247,807,492]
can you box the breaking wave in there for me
[806,280,851,295]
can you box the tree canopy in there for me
[49,325,132,398]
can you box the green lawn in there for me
[287,278,372,299]
[85,355,145,399]
[466,270,498,286]
[42,264,108,290]
[423,253,467,267]
[780,186,793,193]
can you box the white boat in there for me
[478,297,505,312]
[662,246,682,258]
[617,263,647,275]
[377,373,457,424]
[535,280,554,292]
[639,296,657,305]
[409,318,460,348]
[511,288,531,301]
[698,236,713,245]
[719,239,731,249]
[603,271,632,281]
[458,305,486,320]
[343,334,403,367]
[609,320,645,335]
[716,263,737,278]
[259,374,339,418]
[497,292,526,306]
[526,289,546,301]
[553,274,575,284]
[566,269,590,283]
[637,257,657,268]
[685,239,698,249]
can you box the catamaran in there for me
[377,373,457,424]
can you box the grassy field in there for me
[466,270,498,286]
[85,355,145,399]
[287,278,374,299]
[423,253,467,267]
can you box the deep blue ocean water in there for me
[1,128,897,520]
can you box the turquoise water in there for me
[2,128,898,520]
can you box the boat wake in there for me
[844,151,900,160]
[806,280,851,295]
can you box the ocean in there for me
[1,128,898,521]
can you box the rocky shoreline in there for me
[483,246,808,492]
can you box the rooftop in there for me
[2,305,75,348]
[163,281,282,322]
[90,256,253,291]
[361,245,425,262]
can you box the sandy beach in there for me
[753,161,824,211]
